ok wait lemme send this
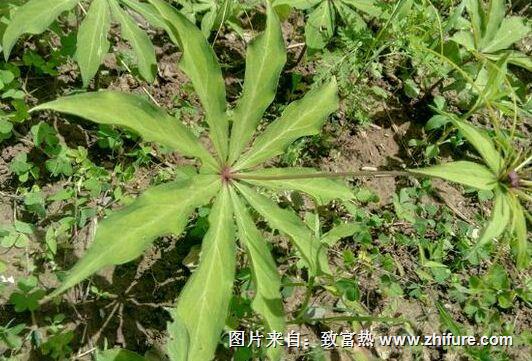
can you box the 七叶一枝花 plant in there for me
[31,1,352,359]
[410,114,531,269]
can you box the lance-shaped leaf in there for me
[31,91,218,170]
[480,17,530,53]
[231,190,284,361]
[487,50,532,72]
[465,0,486,47]
[76,0,111,87]
[480,0,505,48]
[451,118,503,174]
[469,188,511,257]
[170,186,235,361]
[109,0,157,82]
[121,0,166,30]
[2,0,81,59]
[305,1,335,49]
[236,182,327,276]
[235,80,339,170]
[228,3,287,164]
[49,175,220,298]
[148,0,229,160]
[240,168,354,205]
[409,161,497,191]
[509,196,529,270]
[167,315,188,361]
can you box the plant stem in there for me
[293,277,315,322]
[233,170,411,181]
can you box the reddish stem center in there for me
[220,166,234,184]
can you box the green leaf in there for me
[31,91,217,170]
[509,197,529,270]
[76,0,111,87]
[488,50,532,71]
[481,0,505,47]
[235,79,338,170]
[235,182,327,276]
[166,316,189,361]
[240,167,353,205]
[49,175,220,298]
[120,0,168,31]
[322,223,363,246]
[465,0,486,47]
[480,17,530,53]
[426,115,451,131]
[10,289,45,312]
[272,0,320,10]
[451,31,475,50]
[228,3,287,164]
[471,188,511,251]
[96,349,145,361]
[170,186,235,361]
[109,0,156,82]
[341,0,383,17]
[148,0,229,161]
[451,118,503,173]
[436,302,463,336]
[304,1,335,49]
[409,161,497,190]
[231,190,284,361]
[2,0,81,59]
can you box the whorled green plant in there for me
[29,1,530,360]
[32,1,352,359]
[410,115,531,269]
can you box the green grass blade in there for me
[76,0,111,87]
[109,0,156,82]
[171,186,235,361]
[31,91,218,170]
[235,79,339,170]
[241,167,354,205]
[2,0,81,60]
[451,118,504,174]
[235,182,327,276]
[49,175,220,298]
[148,0,229,161]
[231,189,284,361]
[409,161,498,190]
[228,2,287,164]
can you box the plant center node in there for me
[220,166,234,184]
[508,170,519,188]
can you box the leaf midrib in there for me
[82,0,108,70]
[187,196,230,355]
